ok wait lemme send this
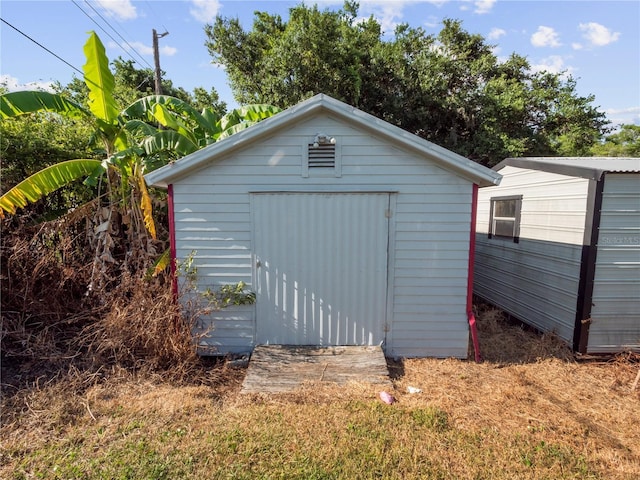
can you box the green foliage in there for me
[0,32,279,228]
[204,281,256,308]
[0,159,102,217]
[205,2,610,165]
[0,115,93,185]
[83,32,119,127]
[0,90,88,120]
[591,124,640,157]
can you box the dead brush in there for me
[474,301,574,364]
[76,271,200,374]
[1,214,205,395]
[1,219,99,369]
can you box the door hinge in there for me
[385,209,392,218]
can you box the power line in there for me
[144,0,169,34]
[0,17,84,77]
[0,17,129,107]
[70,0,151,70]
[80,0,154,70]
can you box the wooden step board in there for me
[241,345,391,394]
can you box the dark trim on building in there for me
[573,176,605,353]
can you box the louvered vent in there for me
[307,143,336,168]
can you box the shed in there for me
[474,157,640,354]
[145,94,501,358]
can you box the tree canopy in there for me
[205,1,610,165]
[591,124,640,157]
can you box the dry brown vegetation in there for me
[1,223,639,479]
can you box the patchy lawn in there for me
[1,309,638,479]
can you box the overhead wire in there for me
[1,17,84,77]
[0,17,131,106]
[70,0,152,70]
[80,0,154,70]
[143,0,169,34]
[3,1,171,100]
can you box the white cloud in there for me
[0,74,55,92]
[572,42,583,50]
[95,0,137,21]
[159,45,177,56]
[605,106,640,126]
[531,26,562,47]
[200,61,226,71]
[190,0,221,23]
[108,41,177,57]
[579,22,620,47]
[356,1,407,34]
[487,27,506,40]
[530,55,574,77]
[454,0,495,14]
[474,0,496,14]
[424,15,440,28]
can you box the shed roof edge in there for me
[145,94,501,188]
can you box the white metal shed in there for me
[474,157,640,354]
[145,94,501,358]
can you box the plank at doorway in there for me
[241,345,391,394]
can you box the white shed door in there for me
[253,193,389,346]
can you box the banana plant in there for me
[0,32,280,228]
[0,31,280,287]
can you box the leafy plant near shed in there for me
[0,31,280,290]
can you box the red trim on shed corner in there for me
[467,183,482,363]
[168,183,178,301]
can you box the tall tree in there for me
[591,124,640,157]
[205,1,609,165]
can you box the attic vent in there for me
[307,143,336,168]
[303,134,341,177]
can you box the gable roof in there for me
[145,93,502,188]
[494,157,640,181]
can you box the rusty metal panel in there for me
[252,193,389,346]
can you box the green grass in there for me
[6,399,600,480]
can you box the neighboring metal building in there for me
[475,157,640,354]
[145,94,501,358]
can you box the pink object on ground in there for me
[379,391,395,405]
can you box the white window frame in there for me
[489,195,522,243]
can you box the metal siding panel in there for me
[477,166,589,244]
[589,174,640,352]
[474,236,581,342]
[253,193,389,346]
[192,306,255,355]
[171,114,481,357]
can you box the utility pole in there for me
[152,29,169,95]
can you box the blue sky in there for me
[1,0,639,127]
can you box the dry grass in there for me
[2,307,639,479]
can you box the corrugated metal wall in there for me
[252,193,389,346]
[589,174,640,352]
[475,167,589,343]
